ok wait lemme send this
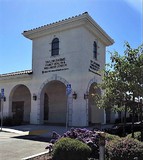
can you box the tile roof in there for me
[0,70,33,78]
[23,12,88,33]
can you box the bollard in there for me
[97,132,106,160]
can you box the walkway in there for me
[0,124,112,160]
[0,131,48,160]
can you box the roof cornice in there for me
[0,70,33,81]
[84,14,114,46]
[22,12,114,46]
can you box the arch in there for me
[38,75,69,124]
[87,77,98,93]
[38,75,69,97]
[87,78,104,125]
[9,84,31,123]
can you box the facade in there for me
[0,12,114,126]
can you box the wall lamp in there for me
[72,92,77,99]
[33,94,37,101]
[3,96,6,102]
[84,92,89,99]
[0,95,6,102]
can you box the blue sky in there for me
[0,0,142,74]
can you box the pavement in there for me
[0,131,48,160]
[0,124,112,160]
[0,124,74,160]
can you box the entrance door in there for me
[44,93,49,122]
[12,101,24,123]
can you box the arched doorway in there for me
[88,82,104,125]
[9,84,31,123]
[40,80,67,125]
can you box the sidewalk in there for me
[2,123,113,137]
[0,124,112,160]
[2,124,70,138]
[0,125,69,160]
[0,131,49,160]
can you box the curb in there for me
[22,150,49,160]
[2,128,29,135]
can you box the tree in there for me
[96,42,143,138]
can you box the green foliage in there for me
[52,137,91,160]
[0,116,22,126]
[106,137,143,160]
[96,42,143,113]
[127,132,141,141]
[105,133,121,142]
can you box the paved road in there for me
[0,131,49,160]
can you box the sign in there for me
[89,60,100,71]
[1,88,4,98]
[42,57,69,74]
[66,84,72,95]
[89,60,101,76]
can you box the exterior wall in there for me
[0,78,32,118]
[29,26,106,126]
[0,15,113,126]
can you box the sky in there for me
[0,0,142,74]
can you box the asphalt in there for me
[0,124,112,160]
[0,131,48,160]
[0,125,73,160]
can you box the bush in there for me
[126,132,141,141]
[52,137,91,160]
[0,117,13,126]
[106,137,143,160]
[105,133,121,142]
[0,116,22,126]
[49,128,100,158]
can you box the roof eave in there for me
[84,14,114,46]
[22,13,114,46]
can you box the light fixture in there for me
[84,92,89,99]
[3,97,6,102]
[33,94,37,101]
[72,92,77,99]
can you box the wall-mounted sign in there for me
[1,88,4,98]
[89,60,101,76]
[66,84,72,95]
[42,57,69,74]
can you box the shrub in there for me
[0,117,13,126]
[126,132,141,141]
[52,137,91,160]
[106,137,143,160]
[105,133,120,142]
[0,116,22,126]
[49,128,100,158]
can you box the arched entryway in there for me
[40,80,67,125]
[9,84,31,123]
[88,82,104,125]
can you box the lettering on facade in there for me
[42,58,69,74]
[89,60,101,76]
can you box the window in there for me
[93,41,97,59]
[0,99,1,112]
[51,38,59,56]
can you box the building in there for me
[0,12,114,126]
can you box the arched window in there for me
[51,38,59,56]
[93,41,97,59]
[0,99,1,112]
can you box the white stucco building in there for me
[0,12,114,126]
